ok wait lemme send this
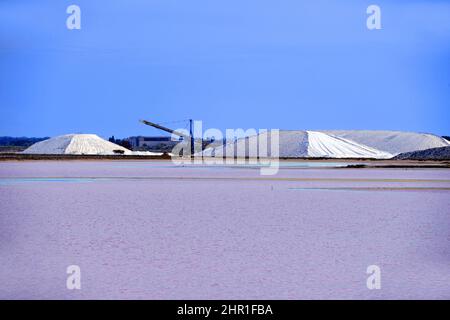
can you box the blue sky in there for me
[0,0,449,138]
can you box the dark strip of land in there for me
[0,153,449,168]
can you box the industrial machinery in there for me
[139,119,195,155]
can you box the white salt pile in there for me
[23,134,134,155]
[202,129,449,159]
[306,131,393,158]
[21,134,171,156]
[320,130,450,155]
[202,130,393,159]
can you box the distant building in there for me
[126,136,182,152]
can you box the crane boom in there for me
[139,119,191,139]
[140,118,197,156]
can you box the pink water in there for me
[0,161,449,299]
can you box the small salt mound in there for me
[394,146,450,160]
[23,134,132,155]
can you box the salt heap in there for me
[320,130,450,155]
[23,134,132,155]
[202,131,393,159]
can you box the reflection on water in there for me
[288,187,450,193]
[108,161,358,169]
[0,178,96,185]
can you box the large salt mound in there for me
[320,130,450,155]
[202,131,393,159]
[23,134,132,155]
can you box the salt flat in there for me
[0,161,449,299]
